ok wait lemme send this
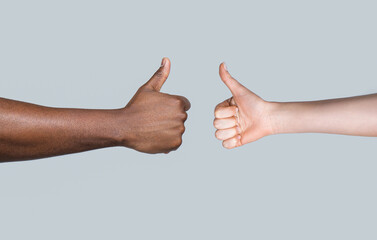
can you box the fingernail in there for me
[161,58,166,67]
[223,62,228,71]
[236,126,242,134]
[237,135,241,140]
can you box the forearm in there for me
[0,97,121,162]
[271,94,377,136]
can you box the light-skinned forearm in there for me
[271,94,377,136]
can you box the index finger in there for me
[215,99,231,110]
[215,106,238,118]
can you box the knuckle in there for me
[213,118,223,129]
[180,112,188,121]
[179,125,186,134]
[138,84,148,92]
[154,69,164,78]
[214,109,219,118]
[215,130,221,139]
[177,138,183,146]
[172,97,182,106]
[169,136,183,152]
[174,137,183,149]
[222,141,231,149]
[177,98,185,108]
[231,116,237,124]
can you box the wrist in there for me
[87,109,125,148]
[267,101,292,135]
[110,107,136,148]
[268,101,316,135]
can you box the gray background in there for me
[0,0,376,239]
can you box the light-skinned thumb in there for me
[219,62,247,96]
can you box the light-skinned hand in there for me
[213,63,275,149]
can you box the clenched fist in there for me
[213,63,275,149]
[118,58,190,153]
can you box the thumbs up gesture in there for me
[121,58,190,154]
[214,63,275,149]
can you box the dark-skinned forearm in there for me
[0,97,123,162]
[0,58,191,161]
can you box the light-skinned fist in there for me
[213,63,276,149]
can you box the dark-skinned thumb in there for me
[143,57,171,92]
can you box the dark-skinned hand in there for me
[119,58,191,153]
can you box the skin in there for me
[214,62,377,149]
[0,58,190,162]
